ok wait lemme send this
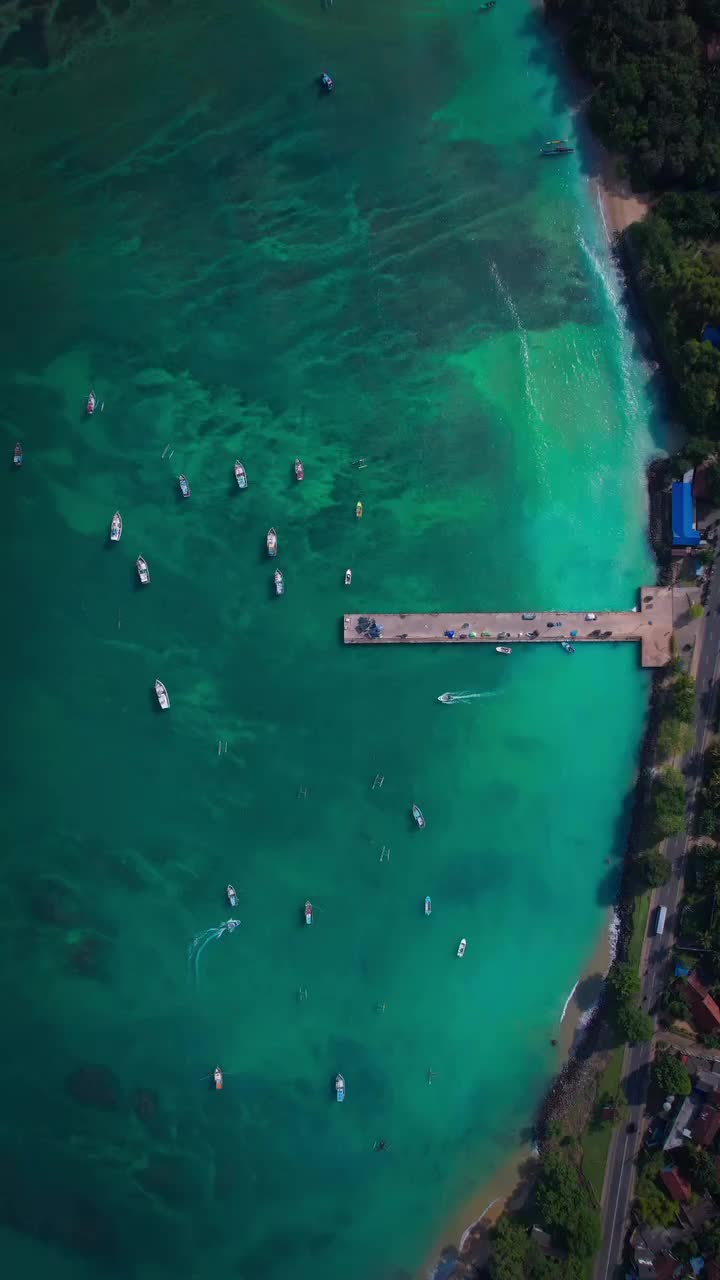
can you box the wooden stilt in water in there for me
[297,785,308,800]
[161,444,169,460]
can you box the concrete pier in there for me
[343,586,674,668]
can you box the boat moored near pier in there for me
[496,645,512,655]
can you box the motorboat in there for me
[320,71,334,92]
[496,645,512,655]
[154,679,170,710]
[226,919,240,932]
[234,460,247,489]
[457,938,467,958]
[540,141,574,156]
[86,389,97,415]
[477,1,496,9]
[424,896,432,916]
[267,527,278,557]
[214,1066,223,1090]
[136,555,150,585]
[295,458,304,481]
[560,640,575,654]
[344,569,352,586]
[110,511,122,542]
[412,804,426,829]
[355,501,363,519]
[178,474,191,499]
[13,442,22,466]
[438,693,454,704]
[227,885,238,909]
[274,569,284,596]
[305,900,313,925]
[335,1073,345,1102]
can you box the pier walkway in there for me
[343,586,674,668]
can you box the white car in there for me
[585,612,597,621]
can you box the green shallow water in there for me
[0,1,666,1277]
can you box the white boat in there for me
[495,646,511,655]
[178,474,191,499]
[457,938,467,958]
[154,679,170,710]
[412,803,425,829]
[560,640,575,654]
[344,569,352,586]
[234,460,247,489]
[438,692,454,704]
[274,569,284,596]
[304,900,313,925]
[110,511,122,542]
[335,1074,345,1102]
[227,884,238,909]
[136,556,150,585]
[424,896,431,916]
[267,527,277,557]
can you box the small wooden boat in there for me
[227,885,238,909]
[540,141,574,157]
[295,458,304,481]
[412,804,426,829]
[267,527,277,557]
[110,511,122,542]
[335,1073,345,1102]
[154,679,170,710]
[457,938,467,958]
[214,1066,224,1090]
[234,460,247,489]
[424,896,432,916]
[496,645,512,655]
[178,474,191,499]
[274,569,284,596]
[86,389,97,415]
[355,501,363,519]
[13,442,22,467]
[305,900,313,925]
[136,555,150,585]
[344,569,352,586]
[560,640,575,654]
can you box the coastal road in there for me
[595,563,720,1280]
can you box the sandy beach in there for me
[595,150,651,237]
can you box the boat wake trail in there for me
[188,919,240,985]
[560,979,579,1023]
[438,690,498,705]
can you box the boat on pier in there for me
[234,461,247,489]
[412,804,426,829]
[335,1073,345,1102]
[178,474,191,499]
[267,527,277,557]
[274,569,284,596]
[110,511,122,542]
[136,555,150,585]
[154,679,170,710]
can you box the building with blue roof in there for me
[672,480,701,547]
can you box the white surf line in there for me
[560,979,579,1023]
[458,1196,503,1254]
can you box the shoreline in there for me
[423,915,616,1276]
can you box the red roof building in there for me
[660,1166,692,1203]
[687,972,720,1035]
[692,1106,720,1147]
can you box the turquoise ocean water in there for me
[0,2,666,1277]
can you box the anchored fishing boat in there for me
[110,511,122,542]
[13,442,22,467]
[178,474,191,499]
[344,569,352,586]
[320,71,334,92]
[227,885,238,909]
[86,389,97,415]
[214,1066,224,1091]
[267,527,277,557]
[274,569,284,596]
[355,501,363,519]
[412,804,426,829]
[234,460,247,489]
[136,555,150,585]
[335,1073,345,1102]
[154,679,170,710]
[305,900,313,925]
[424,896,432,916]
[496,645,512,655]
[294,458,304,481]
[457,938,467,958]
[540,140,574,156]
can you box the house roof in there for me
[691,1106,720,1147]
[688,972,720,1029]
[672,482,701,547]
[660,1166,692,1202]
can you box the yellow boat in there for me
[356,501,363,519]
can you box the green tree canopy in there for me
[490,1215,528,1280]
[657,718,694,761]
[670,675,696,725]
[634,847,670,889]
[615,1000,654,1043]
[607,961,640,1001]
[652,1049,692,1096]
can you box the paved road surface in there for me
[594,567,720,1280]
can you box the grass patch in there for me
[581,1047,625,1199]
[628,890,652,971]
